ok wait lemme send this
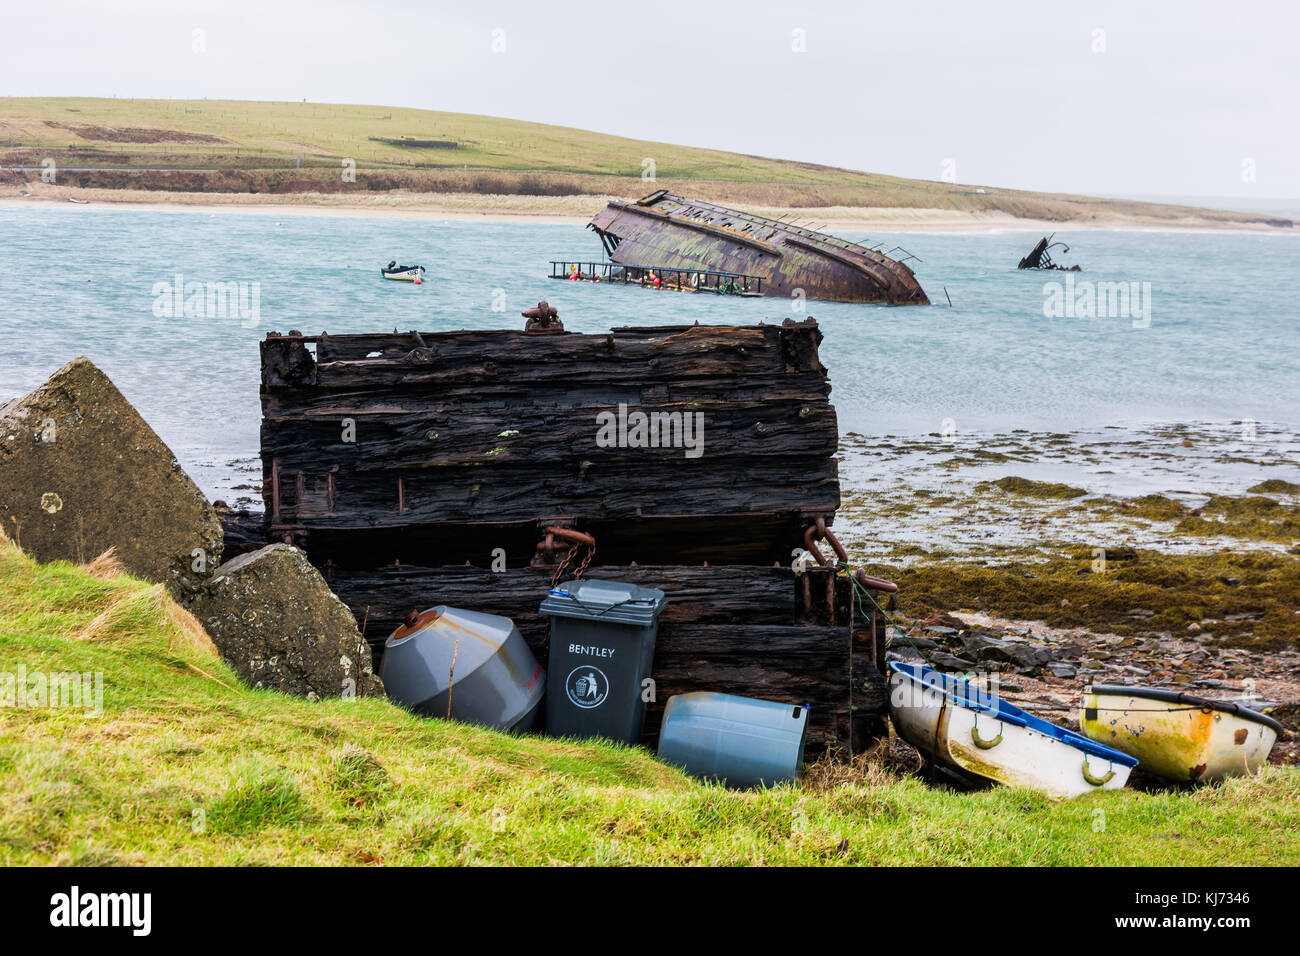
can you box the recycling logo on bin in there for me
[566,665,609,709]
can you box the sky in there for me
[2,0,1297,200]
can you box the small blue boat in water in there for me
[888,662,1138,799]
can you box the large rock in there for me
[190,543,384,699]
[0,357,221,593]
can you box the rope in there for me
[842,561,936,668]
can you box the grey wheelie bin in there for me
[540,578,667,743]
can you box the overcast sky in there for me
[3,0,1296,199]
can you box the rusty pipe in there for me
[853,568,898,593]
[544,526,596,548]
[816,516,848,565]
[802,523,831,568]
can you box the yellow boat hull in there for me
[1080,686,1279,783]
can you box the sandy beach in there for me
[4,183,1293,233]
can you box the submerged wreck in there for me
[586,190,929,305]
[256,312,893,753]
[1017,234,1081,271]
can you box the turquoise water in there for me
[2,205,1297,501]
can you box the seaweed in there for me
[858,550,1300,651]
[985,476,1088,499]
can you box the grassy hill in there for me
[1,97,1292,228]
[1,530,1297,866]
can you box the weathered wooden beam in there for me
[329,564,799,645]
[303,323,824,371]
[261,401,838,467]
[266,460,838,528]
[264,325,830,403]
[260,323,838,563]
[293,513,817,569]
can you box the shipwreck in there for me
[585,190,930,305]
[252,311,895,753]
[1017,234,1081,271]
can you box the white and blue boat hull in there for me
[888,662,1138,799]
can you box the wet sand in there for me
[4,184,1293,233]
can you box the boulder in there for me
[959,631,1009,658]
[928,652,977,671]
[189,543,384,699]
[0,357,221,593]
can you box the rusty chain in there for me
[542,530,596,656]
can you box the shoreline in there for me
[4,185,1295,234]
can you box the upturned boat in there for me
[1079,684,1282,783]
[888,662,1138,799]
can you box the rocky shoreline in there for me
[833,423,1300,768]
[884,611,1298,766]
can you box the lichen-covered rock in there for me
[190,543,384,699]
[0,357,222,594]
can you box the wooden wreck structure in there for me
[587,190,930,305]
[257,314,894,752]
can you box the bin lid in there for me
[539,578,667,627]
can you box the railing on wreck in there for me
[549,260,763,296]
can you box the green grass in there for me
[2,96,1292,225]
[1,533,1297,866]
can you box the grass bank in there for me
[1,533,1297,866]
[2,97,1292,228]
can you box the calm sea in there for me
[1,205,1297,502]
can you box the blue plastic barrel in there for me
[657,692,808,788]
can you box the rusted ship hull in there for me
[588,191,929,305]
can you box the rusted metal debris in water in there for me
[1017,234,1081,271]
[550,260,764,296]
